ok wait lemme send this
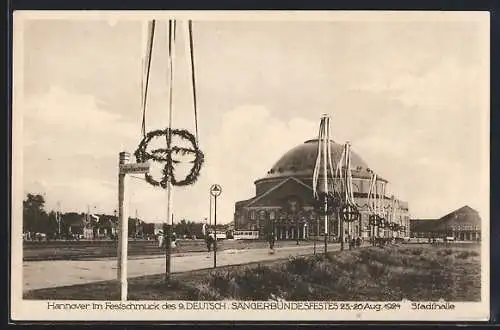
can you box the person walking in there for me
[268,231,275,254]
[206,231,214,252]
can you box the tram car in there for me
[214,231,227,240]
[233,230,260,240]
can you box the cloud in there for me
[24,86,140,156]
[22,86,142,213]
[202,105,317,209]
[359,58,482,112]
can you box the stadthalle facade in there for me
[234,139,410,240]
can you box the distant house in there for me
[410,205,481,241]
[97,214,118,238]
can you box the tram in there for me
[233,230,260,240]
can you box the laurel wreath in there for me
[369,215,381,226]
[340,203,360,222]
[134,128,204,188]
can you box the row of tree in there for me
[22,193,228,240]
[167,219,229,239]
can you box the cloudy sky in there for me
[15,11,489,223]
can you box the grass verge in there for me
[24,244,480,301]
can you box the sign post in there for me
[210,184,222,269]
[118,152,149,301]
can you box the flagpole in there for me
[165,19,176,283]
[322,117,328,255]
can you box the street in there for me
[23,243,342,292]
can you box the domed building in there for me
[234,139,410,241]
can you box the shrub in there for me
[183,245,480,301]
[209,269,237,298]
[308,259,337,285]
[456,250,479,259]
[286,256,312,274]
[411,248,423,256]
[234,264,285,300]
[437,248,454,257]
[366,259,386,279]
[191,283,222,300]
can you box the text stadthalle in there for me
[411,302,456,310]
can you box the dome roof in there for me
[261,139,381,181]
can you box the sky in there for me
[16,12,490,224]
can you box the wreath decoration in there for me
[313,191,339,216]
[377,217,388,228]
[135,128,204,188]
[340,203,360,222]
[369,214,380,226]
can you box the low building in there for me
[96,214,118,238]
[410,205,481,241]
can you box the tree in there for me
[23,193,48,237]
[46,211,59,238]
[61,212,84,237]
[172,219,205,238]
[174,219,189,237]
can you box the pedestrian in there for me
[206,231,214,252]
[268,232,275,253]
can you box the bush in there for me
[286,256,312,274]
[185,245,480,301]
[411,248,423,256]
[456,250,480,259]
[437,248,454,257]
[308,259,337,285]
[209,269,237,298]
[191,283,222,300]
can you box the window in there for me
[270,211,275,220]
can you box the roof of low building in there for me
[410,205,481,232]
[435,205,481,230]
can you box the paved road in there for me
[24,243,342,292]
